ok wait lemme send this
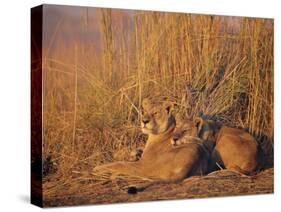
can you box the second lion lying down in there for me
[172,116,258,175]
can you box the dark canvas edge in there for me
[31,5,43,208]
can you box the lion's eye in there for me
[153,111,158,116]
[183,128,191,134]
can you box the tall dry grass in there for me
[40,9,273,179]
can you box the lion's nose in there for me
[142,118,149,125]
[173,134,180,142]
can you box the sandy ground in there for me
[42,168,273,207]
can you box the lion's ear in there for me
[142,98,152,111]
[163,100,173,115]
[194,117,204,136]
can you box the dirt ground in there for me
[42,168,273,207]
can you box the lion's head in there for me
[172,115,221,145]
[171,116,202,145]
[141,98,175,135]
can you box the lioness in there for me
[93,98,176,179]
[93,98,211,193]
[175,116,258,175]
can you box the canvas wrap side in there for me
[31,5,43,208]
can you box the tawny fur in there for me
[193,117,258,175]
